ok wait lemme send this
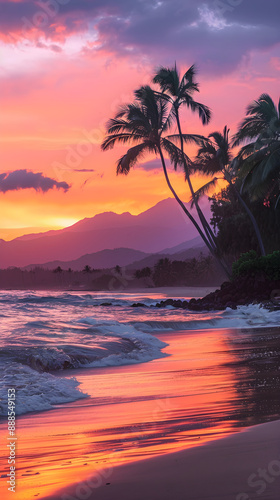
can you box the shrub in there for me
[232,251,280,280]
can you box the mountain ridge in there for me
[0,198,210,268]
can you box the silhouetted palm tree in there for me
[83,265,91,273]
[101,85,231,277]
[232,94,280,206]
[53,266,63,273]
[153,64,218,250]
[193,126,266,256]
[115,265,121,275]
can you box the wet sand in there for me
[1,326,280,500]
[45,419,280,500]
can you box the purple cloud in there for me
[139,159,166,172]
[0,170,70,193]
[1,0,280,76]
[73,168,95,172]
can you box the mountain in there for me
[0,198,209,268]
[24,239,208,272]
[127,241,208,271]
[158,236,205,255]
[25,248,150,271]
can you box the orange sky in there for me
[0,2,279,238]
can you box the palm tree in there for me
[193,126,266,256]
[115,265,122,275]
[83,265,92,273]
[101,85,231,277]
[232,94,280,206]
[153,64,218,251]
[53,266,63,273]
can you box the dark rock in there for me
[188,298,197,306]
[163,299,175,306]
[225,301,237,309]
[173,300,183,308]
[221,281,231,290]
[152,274,280,312]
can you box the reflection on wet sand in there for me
[1,326,280,500]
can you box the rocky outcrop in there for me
[154,275,280,311]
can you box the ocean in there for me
[1,290,280,418]
[1,290,280,499]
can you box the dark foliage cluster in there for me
[210,186,280,259]
[232,250,280,281]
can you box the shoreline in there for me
[1,325,279,500]
[43,418,280,500]
[0,286,217,297]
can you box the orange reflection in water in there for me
[0,328,243,500]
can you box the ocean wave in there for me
[0,363,88,417]
[131,304,280,331]
[0,323,168,417]
[0,332,167,372]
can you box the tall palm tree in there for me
[193,126,266,256]
[153,64,218,251]
[232,94,280,205]
[101,86,231,277]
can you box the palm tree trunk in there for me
[175,112,220,251]
[157,145,231,279]
[175,112,231,274]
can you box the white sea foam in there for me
[132,304,280,331]
[0,363,88,416]
[74,318,168,366]
[0,291,279,418]
[0,320,167,416]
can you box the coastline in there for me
[1,323,280,500]
[43,418,280,500]
[0,286,217,297]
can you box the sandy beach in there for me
[1,312,280,500]
[45,419,280,500]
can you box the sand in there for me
[2,326,280,500]
[45,419,280,500]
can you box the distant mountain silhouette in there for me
[24,239,208,272]
[127,240,208,271]
[0,198,209,268]
[158,236,205,254]
[24,248,150,271]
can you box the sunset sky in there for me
[0,0,279,238]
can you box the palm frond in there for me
[153,66,180,96]
[232,93,280,147]
[161,138,191,171]
[261,144,280,181]
[116,142,149,175]
[186,99,211,125]
[166,133,206,145]
[190,178,219,207]
[101,133,143,151]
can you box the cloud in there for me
[139,159,170,172]
[0,170,70,193]
[1,0,280,76]
[73,168,95,172]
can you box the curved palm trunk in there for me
[226,176,266,257]
[157,145,231,279]
[175,112,231,274]
[175,112,220,249]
